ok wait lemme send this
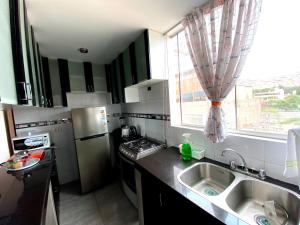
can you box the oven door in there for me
[119,153,136,193]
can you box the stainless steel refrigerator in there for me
[71,106,110,193]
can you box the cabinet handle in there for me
[41,95,45,106]
[18,82,33,101]
[27,83,32,101]
[19,82,27,100]
[159,193,163,207]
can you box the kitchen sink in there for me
[178,162,235,196]
[226,179,300,225]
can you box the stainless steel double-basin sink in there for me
[177,162,300,225]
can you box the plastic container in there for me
[192,149,205,160]
[30,149,45,160]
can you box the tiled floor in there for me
[58,180,139,225]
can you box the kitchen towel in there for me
[283,129,300,184]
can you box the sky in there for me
[240,0,300,80]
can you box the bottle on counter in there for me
[181,133,192,161]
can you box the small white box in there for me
[192,149,205,160]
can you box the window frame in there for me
[167,31,288,141]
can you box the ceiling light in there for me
[78,48,88,54]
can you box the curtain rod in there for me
[163,20,183,36]
[164,0,224,36]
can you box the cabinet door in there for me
[58,59,70,107]
[92,64,107,92]
[11,0,46,106]
[122,47,134,87]
[83,62,94,92]
[116,57,125,103]
[31,28,45,107]
[141,171,167,225]
[162,184,224,225]
[23,3,39,106]
[9,0,30,105]
[110,61,120,104]
[41,57,53,107]
[134,30,151,83]
[110,59,124,104]
[104,65,111,93]
[18,0,34,105]
[68,61,85,92]
[140,170,225,225]
[48,58,63,107]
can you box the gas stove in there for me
[119,138,164,160]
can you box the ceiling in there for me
[25,0,207,64]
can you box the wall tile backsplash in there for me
[123,81,298,186]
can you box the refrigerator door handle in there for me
[79,133,107,141]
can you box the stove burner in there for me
[120,138,164,160]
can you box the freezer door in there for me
[72,107,108,139]
[75,134,110,193]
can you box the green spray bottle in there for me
[181,133,192,161]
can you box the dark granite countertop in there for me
[0,148,55,225]
[135,147,300,224]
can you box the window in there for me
[169,0,300,138]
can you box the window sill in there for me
[170,124,287,144]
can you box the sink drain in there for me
[204,187,218,196]
[255,215,271,225]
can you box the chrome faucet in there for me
[221,148,249,173]
[221,148,266,180]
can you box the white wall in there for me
[0,0,17,104]
[122,81,298,186]
[66,92,107,109]
[13,106,78,185]
[12,103,122,184]
[122,81,169,141]
[0,110,11,163]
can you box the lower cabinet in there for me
[136,169,224,225]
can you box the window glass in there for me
[169,0,300,138]
[236,0,300,135]
[175,32,235,129]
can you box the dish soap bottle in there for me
[181,133,192,161]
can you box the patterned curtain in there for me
[182,0,262,143]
